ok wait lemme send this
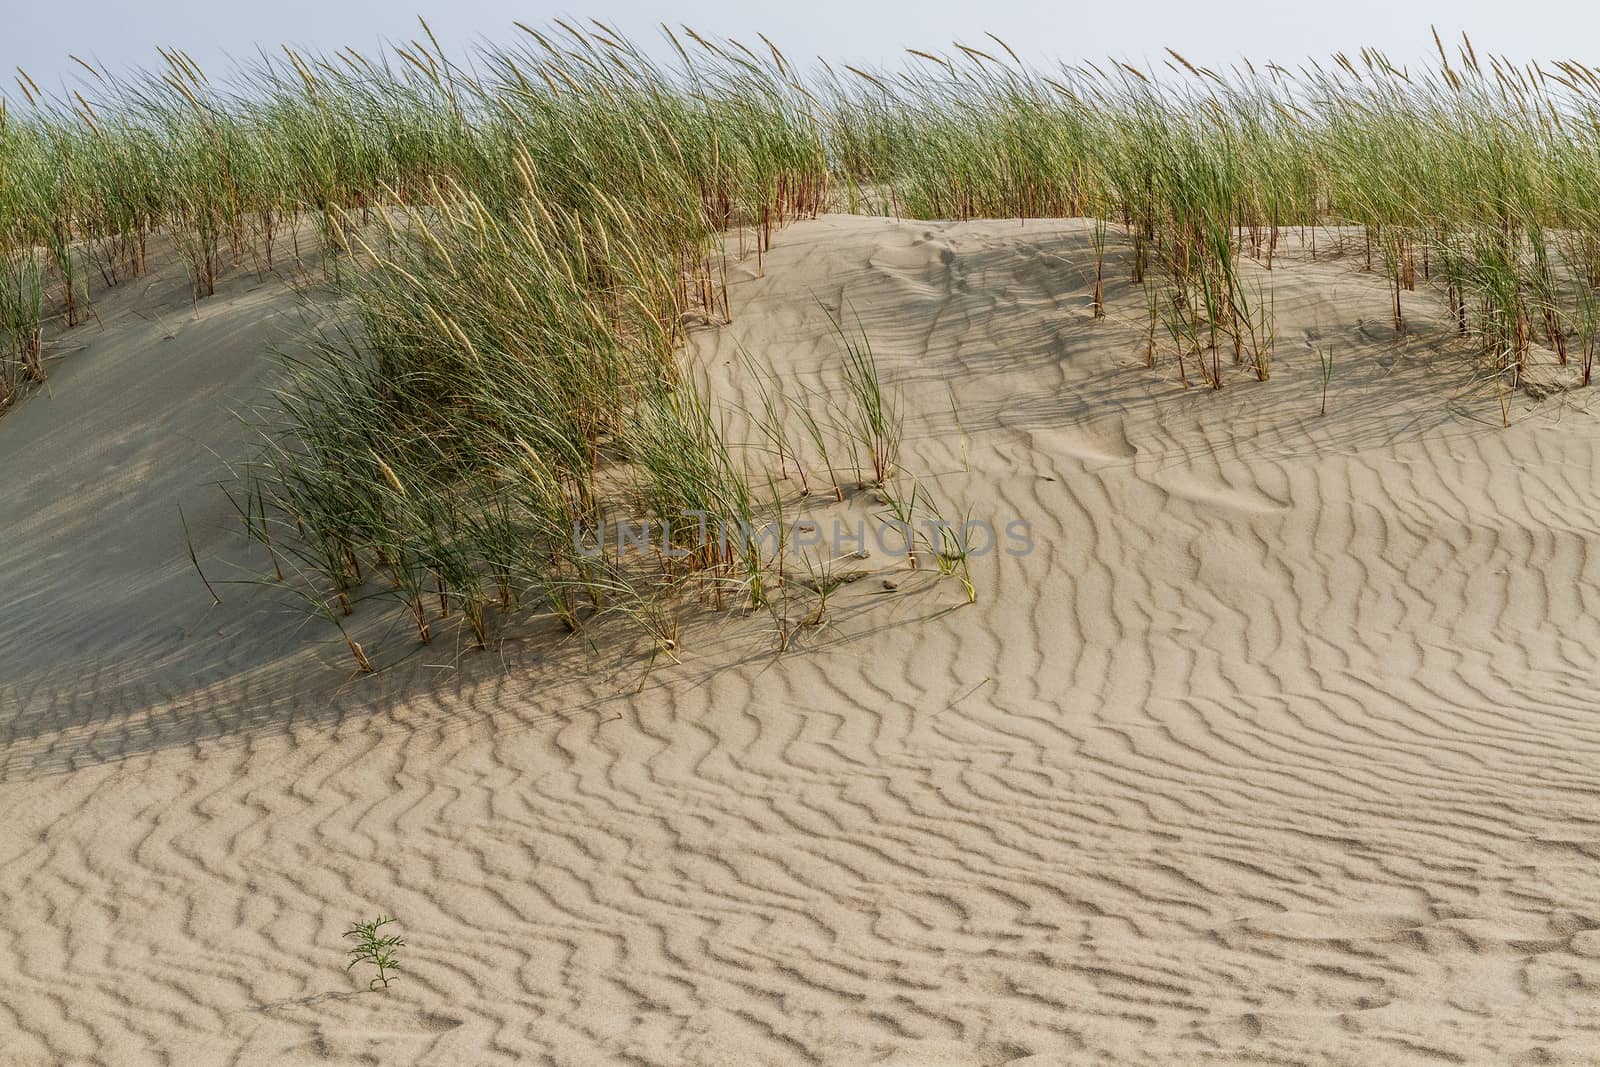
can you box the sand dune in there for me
[5,214,1600,1064]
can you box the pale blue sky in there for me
[6,0,1598,97]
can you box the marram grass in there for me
[8,23,1600,662]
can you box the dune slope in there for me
[4,215,1600,1065]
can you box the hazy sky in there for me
[6,0,1599,97]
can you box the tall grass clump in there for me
[245,184,666,656]
[244,179,953,666]
[822,33,1600,401]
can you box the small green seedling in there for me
[345,916,404,990]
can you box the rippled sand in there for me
[4,215,1600,1065]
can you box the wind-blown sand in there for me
[4,214,1600,1065]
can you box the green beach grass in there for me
[6,23,1599,661]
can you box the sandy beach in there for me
[3,210,1599,1065]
